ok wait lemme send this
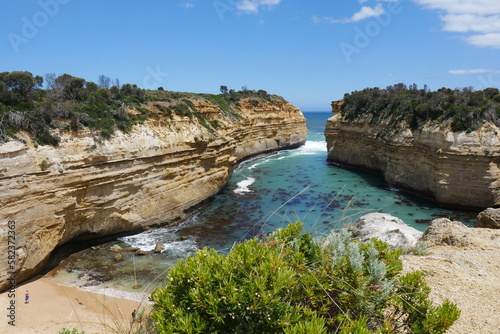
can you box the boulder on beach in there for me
[349,213,423,249]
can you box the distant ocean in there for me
[54,111,475,296]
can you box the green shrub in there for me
[57,328,85,334]
[39,159,49,171]
[209,119,221,128]
[248,99,260,107]
[150,222,459,333]
[172,102,193,119]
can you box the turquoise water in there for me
[54,112,475,295]
[130,112,473,249]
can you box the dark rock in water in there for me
[109,244,122,252]
[136,249,148,256]
[110,244,140,253]
[114,253,125,262]
[476,208,500,229]
[153,242,164,253]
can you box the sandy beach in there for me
[0,275,151,334]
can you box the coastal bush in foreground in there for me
[150,222,459,333]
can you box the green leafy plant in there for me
[150,222,459,333]
[39,159,48,171]
[248,99,260,107]
[57,328,85,334]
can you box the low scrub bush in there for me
[150,222,459,333]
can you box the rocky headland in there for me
[0,95,307,291]
[325,99,500,210]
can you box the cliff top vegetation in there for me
[340,83,500,137]
[0,71,286,146]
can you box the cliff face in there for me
[325,105,500,209]
[0,98,307,291]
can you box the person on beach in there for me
[131,309,136,323]
[25,290,29,304]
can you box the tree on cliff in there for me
[220,85,228,95]
[0,71,43,102]
[98,74,111,89]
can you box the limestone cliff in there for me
[0,97,307,291]
[325,101,500,209]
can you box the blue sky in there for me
[1,0,499,111]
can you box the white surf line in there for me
[234,177,256,194]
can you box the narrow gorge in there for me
[0,96,307,291]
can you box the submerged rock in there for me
[153,242,164,253]
[113,253,125,262]
[476,208,500,229]
[109,244,139,253]
[349,213,423,249]
[109,245,123,252]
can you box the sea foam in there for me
[234,177,256,194]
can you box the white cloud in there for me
[237,0,259,13]
[314,4,385,24]
[352,4,385,22]
[236,0,282,14]
[311,15,322,25]
[414,0,500,15]
[180,2,194,9]
[449,68,500,75]
[442,14,500,33]
[413,0,500,48]
[465,33,500,49]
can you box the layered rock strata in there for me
[0,98,307,291]
[325,101,500,209]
